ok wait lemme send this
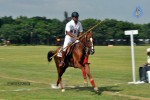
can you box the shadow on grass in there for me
[66,85,122,95]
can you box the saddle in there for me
[57,40,79,57]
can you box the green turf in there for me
[0,46,150,100]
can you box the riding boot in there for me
[59,51,66,67]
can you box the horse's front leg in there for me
[84,64,99,92]
[81,67,88,86]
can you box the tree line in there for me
[0,15,150,46]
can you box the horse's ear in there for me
[90,31,92,34]
[89,31,92,36]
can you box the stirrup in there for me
[59,61,65,67]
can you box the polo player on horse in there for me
[59,12,83,67]
[47,12,99,92]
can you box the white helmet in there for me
[147,48,150,52]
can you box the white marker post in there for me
[124,30,138,84]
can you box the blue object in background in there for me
[133,6,143,18]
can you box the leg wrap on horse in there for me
[83,56,89,64]
[82,68,87,79]
[90,78,96,88]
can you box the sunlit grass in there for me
[0,46,150,100]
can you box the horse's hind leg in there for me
[84,64,98,92]
[56,65,67,92]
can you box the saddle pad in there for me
[57,47,62,57]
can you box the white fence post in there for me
[124,30,138,84]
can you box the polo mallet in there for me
[79,21,102,39]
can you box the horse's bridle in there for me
[86,37,95,55]
[77,34,95,55]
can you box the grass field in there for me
[0,46,150,100]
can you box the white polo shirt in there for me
[62,19,83,51]
[65,19,83,41]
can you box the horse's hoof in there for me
[94,87,99,92]
[61,89,65,92]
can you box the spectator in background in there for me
[137,48,150,83]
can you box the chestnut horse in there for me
[47,31,98,92]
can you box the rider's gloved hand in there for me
[75,40,79,43]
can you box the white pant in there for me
[62,35,75,51]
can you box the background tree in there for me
[0,15,149,45]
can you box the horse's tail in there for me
[47,50,55,62]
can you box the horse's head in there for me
[81,31,95,55]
